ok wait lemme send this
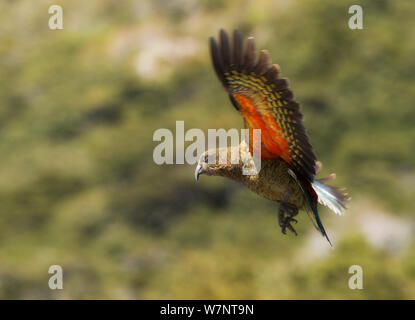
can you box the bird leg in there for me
[277,191,299,236]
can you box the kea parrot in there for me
[195,29,349,245]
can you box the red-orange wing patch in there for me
[210,29,317,182]
[233,93,290,162]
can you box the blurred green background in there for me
[0,0,414,299]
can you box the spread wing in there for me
[209,29,317,182]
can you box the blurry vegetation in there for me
[0,0,414,298]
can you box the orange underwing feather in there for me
[209,29,317,182]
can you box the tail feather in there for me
[312,179,349,215]
[287,169,332,245]
[288,164,349,246]
[301,184,332,246]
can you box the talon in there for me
[284,217,298,235]
[277,191,299,236]
[286,222,298,236]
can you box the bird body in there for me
[237,159,306,208]
[198,146,306,209]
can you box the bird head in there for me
[194,146,241,181]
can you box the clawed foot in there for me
[280,215,298,235]
[277,194,299,236]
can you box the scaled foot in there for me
[277,194,299,236]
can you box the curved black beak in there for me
[195,164,202,182]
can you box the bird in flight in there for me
[195,29,349,245]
